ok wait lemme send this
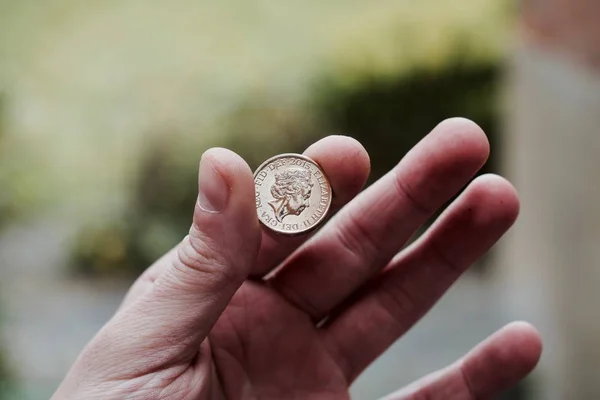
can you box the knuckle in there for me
[393,170,433,215]
[375,281,419,326]
[429,239,464,274]
[336,210,384,265]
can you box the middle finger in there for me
[268,118,489,321]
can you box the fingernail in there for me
[198,155,229,213]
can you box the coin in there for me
[254,153,332,235]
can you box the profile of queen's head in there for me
[268,168,313,223]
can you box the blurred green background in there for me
[2,0,508,277]
[0,1,519,398]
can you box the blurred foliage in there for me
[0,1,508,276]
[0,96,38,230]
[70,138,197,277]
[70,113,319,277]
[0,0,511,220]
[318,61,500,182]
[0,113,10,399]
[69,58,501,277]
[0,99,4,225]
[0,98,12,228]
[0,309,14,400]
[499,378,536,400]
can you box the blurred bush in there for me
[70,107,320,277]
[0,309,13,400]
[0,96,41,231]
[0,100,17,397]
[69,57,501,277]
[318,61,500,183]
[0,98,12,228]
[0,1,510,276]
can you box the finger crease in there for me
[394,171,434,215]
[375,282,418,331]
[275,278,324,320]
[336,217,382,267]
[459,361,478,399]
[429,239,463,274]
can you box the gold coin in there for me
[254,153,333,235]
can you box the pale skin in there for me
[53,118,542,400]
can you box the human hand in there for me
[53,118,541,400]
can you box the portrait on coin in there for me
[268,168,314,222]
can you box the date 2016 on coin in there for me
[254,154,332,235]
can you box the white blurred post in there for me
[500,1,600,398]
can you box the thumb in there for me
[93,148,261,372]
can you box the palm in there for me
[210,283,348,399]
[54,120,542,400]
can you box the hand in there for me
[53,118,541,400]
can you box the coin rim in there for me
[253,153,333,235]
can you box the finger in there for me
[269,118,489,321]
[322,175,520,382]
[92,148,261,373]
[253,135,370,277]
[381,322,542,400]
